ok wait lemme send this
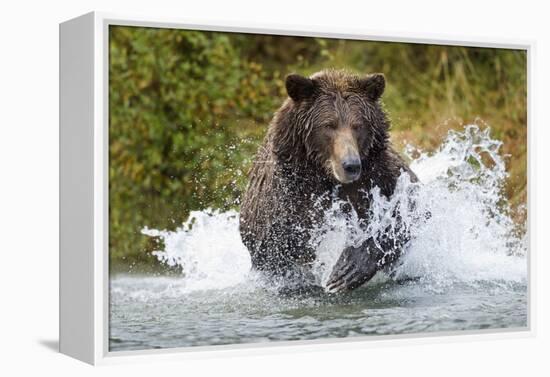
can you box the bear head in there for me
[272,69,389,184]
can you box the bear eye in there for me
[324,122,338,129]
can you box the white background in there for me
[0,0,548,375]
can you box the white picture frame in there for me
[59,11,535,365]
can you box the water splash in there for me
[142,210,252,292]
[395,126,526,290]
[142,125,526,293]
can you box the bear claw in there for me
[325,244,380,292]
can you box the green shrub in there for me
[109,26,280,266]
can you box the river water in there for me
[109,126,528,352]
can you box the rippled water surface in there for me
[109,126,528,352]
[110,276,527,351]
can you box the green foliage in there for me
[109,26,527,268]
[109,26,278,266]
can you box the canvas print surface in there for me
[108,25,528,351]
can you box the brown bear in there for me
[239,69,417,292]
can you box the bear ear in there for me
[359,73,385,101]
[285,74,315,102]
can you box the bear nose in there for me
[342,158,361,176]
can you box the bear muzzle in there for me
[331,155,362,184]
[342,157,361,176]
[339,157,362,183]
[331,127,362,184]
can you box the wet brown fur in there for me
[239,69,417,280]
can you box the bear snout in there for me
[342,158,361,177]
[331,155,362,184]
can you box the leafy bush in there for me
[109,26,280,266]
